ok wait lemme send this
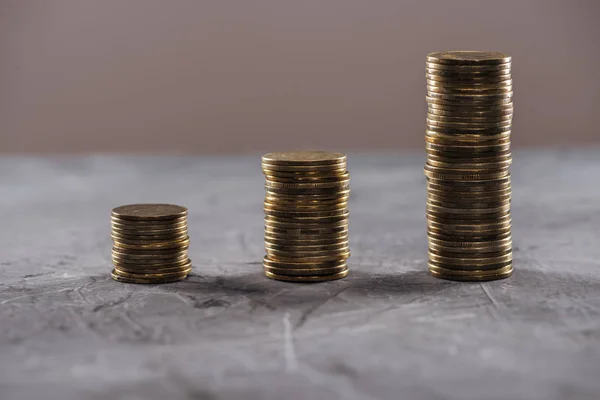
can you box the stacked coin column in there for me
[110,204,192,284]
[261,151,350,282]
[424,51,513,281]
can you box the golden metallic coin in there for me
[265,211,350,223]
[264,208,349,219]
[428,235,511,248]
[427,106,513,117]
[265,215,350,225]
[265,227,348,240]
[111,204,187,221]
[264,201,348,213]
[264,269,349,282]
[429,251,512,266]
[266,250,351,263]
[110,269,188,284]
[425,61,511,71]
[426,79,513,89]
[113,264,192,279]
[262,151,346,166]
[265,241,349,253]
[263,256,347,269]
[264,265,348,276]
[427,84,513,94]
[427,113,513,124]
[424,166,509,181]
[264,171,350,183]
[110,218,188,230]
[262,165,347,174]
[427,230,511,243]
[425,74,512,84]
[112,237,189,250]
[428,263,512,281]
[427,51,511,65]
[426,202,511,215]
[265,178,350,190]
[114,260,192,274]
[427,90,513,100]
[428,240,512,255]
[110,232,189,244]
[111,224,188,236]
[265,232,348,245]
[111,256,189,268]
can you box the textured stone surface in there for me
[1,151,599,400]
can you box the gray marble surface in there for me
[1,150,599,400]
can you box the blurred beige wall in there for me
[1,0,599,154]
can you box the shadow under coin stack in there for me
[262,151,351,282]
[110,204,192,284]
[425,51,513,281]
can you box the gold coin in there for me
[264,208,349,219]
[263,256,347,269]
[427,106,514,117]
[262,151,346,166]
[427,229,511,243]
[424,166,509,181]
[265,227,348,239]
[265,241,349,252]
[264,201,348,213]
[427,84,513,94]
[110,269,189,284]
[426,202,511,215]
[264,265,348,276]
[110,218,187,230]
[426,79,513,90]
[427,51,511,65]
[428,240,512,254]
[111,255,189,267]
[264,171,350,182]
[264,269,349,282]
[265,232,348,245]
[262,165,347,174]
[428,252,512,266]
[425,61,511,71]
[112,255,190,267]
[112,246,187,259]
[111,204,187,221]
[112,237,190,250]
[425,73,512,84]
[265,178,350,190]
[110,232,189,244]
[111,224,188,235]
[428,235,511,248]
[265,211,349,223]
[427,113,513,124]
[427,119,512,130]
[266,250,351,263]
[114,260,192,274]
[113,264,192,279]
[427,176,511,191]
[428,263,512,281]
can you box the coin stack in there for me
[261,151,350,282]
[425,51,513,281]
[110,204,192,284]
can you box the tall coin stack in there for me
[262,151,351,282]
[425,51,513,281]
[110,204,192,284]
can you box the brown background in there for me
[1,0,599,154]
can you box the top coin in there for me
[262,151,346,166]
[427,51,511,65]
[111,204,188,221]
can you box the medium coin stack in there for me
[262,151,350,282]
[425,51,513,281]
[110,204,192,284]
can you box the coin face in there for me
[427,51,511,65]
[111,204,187,221]
[262,151,346,166]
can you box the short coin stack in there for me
[262,151,350,282]
[425,51,513,281]
[110,204,192,284]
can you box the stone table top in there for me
[1,150,599,400]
